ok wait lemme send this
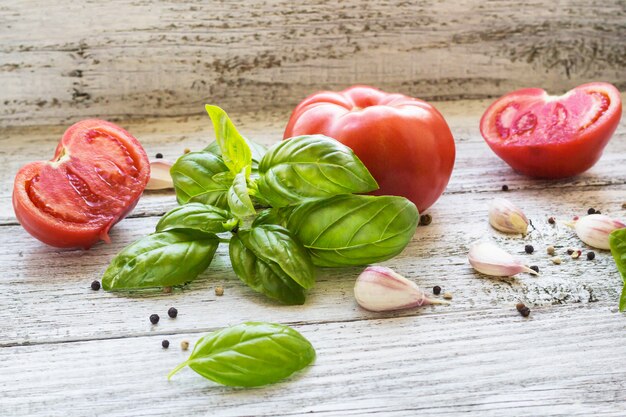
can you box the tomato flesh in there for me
[13,120,150,248]
[480,82,622,178]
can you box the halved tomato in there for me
[480,82,622,178]
[13,120,150,248]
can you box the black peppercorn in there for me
[90,280,101,291]
[524,244,534,254]
[530,265,539,273]
[155,152,163,159]
[149,314,160,324]
[419,214,432,226]
[567,248,574,255]
[587,207,596,215]
[548,217,555,224]
[595,210,601,214]
[433,285,441,295]
[516,302,526,312]
[519,307,531,317]
[586,251,595,260]
[501,184,509,191]
[168,307,178,318]
[162,340,169,349]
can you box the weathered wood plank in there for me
[1,98,625,224]
[2,186,624,346]
[1,307,626,416]
[1,0,624,126]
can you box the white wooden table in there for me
[1,98,625,416]
[2,1,626,415]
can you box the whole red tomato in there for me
[284,85,455,212]
[480,82,622,178]
[13,119,150,249]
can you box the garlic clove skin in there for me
[354,266,447,312]
[488,198,529,235]
[574,214,626,250]
[468,241,537,277]
[146,160,174,190]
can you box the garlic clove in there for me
[354,266,448,312]
[488,198,529,235]
[468,241,537,277]
[146,160,174,190]
[573,214,626,250]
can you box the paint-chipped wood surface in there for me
[1,98,625,416]
[1,0,625,126]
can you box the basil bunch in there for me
[102,105,419,304]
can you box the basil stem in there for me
[609,228,626,311]
[156,203,238,235]
[285,194,419,267]
[255,135,378,207]
[168,322,316,387]
[102,231,219,290]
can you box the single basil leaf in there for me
[609,228,626,312]
[286,194,418,267]
[205,138,266,174]
[256,135,378,207]
[205,105,252,176]
[102,231,219,290]
[230,236,305,305]
[168,322,315,387]
[252,206,295,227]
[227,167,256,218]
[239,224,315,290]
[156,203,238,234]
[170,151,233,207]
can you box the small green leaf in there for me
[256,135,378,207]
[286,194,419,267]
[156,203,238,234]
[102,231,219,290]
[168,322,315,387]
[170,151,233,207]
[227,167,256,218]
[205,138,266,174]
[609,228,626,312]
[252,206,295,227]
[205,105,252,176]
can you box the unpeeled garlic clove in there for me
[573,214,625,250]
[354,266,448,312]
[488,198,529,235]
[468,241,537,277]
[146,160,174,190]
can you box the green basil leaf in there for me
[256,135,378,207]
[609,228,626,312]
[156,203,238,234]
[205,139,266,174]
[170,151,232,207]
[227,167,256,218]
[252,206,294,227]
[168,322,315,387]
[286,194,418,267]
[205,105,252,176]
[229,225,316,304]
[102,231,219,290]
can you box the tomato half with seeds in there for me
[13,120,150,249]
[480,82,622,178]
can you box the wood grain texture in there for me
[2,308,626,416]
[1,98,625,416]
[1,0,625,126]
